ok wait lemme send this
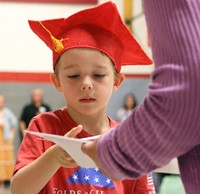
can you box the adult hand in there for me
[82,138,116,179]
[82,139,100,167]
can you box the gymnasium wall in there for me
[0,77,151,121]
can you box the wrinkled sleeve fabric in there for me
[97,0,200,180]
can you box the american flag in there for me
[148,174,156,194]
[66,167,115,189]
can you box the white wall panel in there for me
[0,0,153,74]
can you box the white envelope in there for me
[25,131,100,168]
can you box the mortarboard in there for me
[28,1,152,72]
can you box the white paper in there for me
[25,131,99,168]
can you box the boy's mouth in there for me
[79,98,96,103]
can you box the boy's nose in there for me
[81,77,93,90]
[81,85,92,90]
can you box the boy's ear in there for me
[113,73,125,92]
[50,73,62,92]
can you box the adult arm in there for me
[19,106,28,135]
[96,0,200,180]
[3,108,17,140]
[19,120,27,136]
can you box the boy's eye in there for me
[67,75,79,79]
[93,74,106,78]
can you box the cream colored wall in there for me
[0,0,153,74]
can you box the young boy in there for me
[11,2,154,194]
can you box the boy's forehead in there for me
[61,47,110,57]
[60,48,113,68]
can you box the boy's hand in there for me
[66,125,83,138]
[50,125,83,168]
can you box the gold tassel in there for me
[39,21,64,53]
[50,35,64,53]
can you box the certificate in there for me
[25,130,100,168]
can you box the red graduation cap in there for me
[28,1,152,72]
